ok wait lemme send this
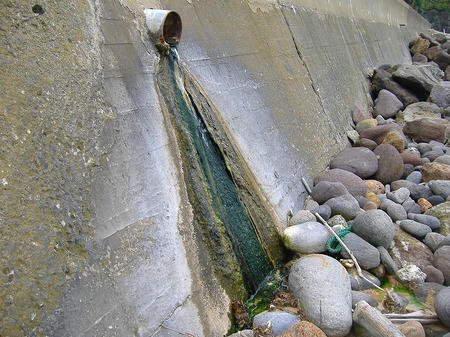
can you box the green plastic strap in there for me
[326,225,352,254]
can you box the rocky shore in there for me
[230,30,450,337]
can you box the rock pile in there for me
[231,30,450,337]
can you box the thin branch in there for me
[315,212,386,293]
[301,177,312,195]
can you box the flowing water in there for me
[157,47,272,293]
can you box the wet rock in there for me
[378,246,399,274]
[311,205,332,221]
[355,119,377,134]
[421,162,450,182]
[392,64,439,99]
[290,210,316,226]
[365,180,385,195]
[253,310,300,336]
[374,89,403,119]
[351,291,378,308]
[283,222,331,254]
[289,255,352,337]
[352,209,394,248]
[430,81,450,109]
[330,147,378,179]
[387,203,407,221]
[389,224,434,270]
[371,68,419,106]
[423,265,444,284]
[398,321,425,337]
[429,180,450,199]
[348,268,381,290]
[406,171,422,184]
[396,264,427,284]
[374,144,404,184]
[325,193,360,220]
[434,287,450,328]
[408,213,441,230]
[400,149,430,166]
[404,118,450,144]
[355,138,377,150]
[387,187,410,204]
[426,202,450,236]
[400,220,432,239]
[433,246,450,285]
[314,169,367,197]
[360,124,404,144]
[423,232,446,252]
[280,321,327,337]
[341,233,380,270]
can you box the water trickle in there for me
[158,47,272,293]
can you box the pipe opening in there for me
[163,12,182,46]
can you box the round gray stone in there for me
[406,171,423,184]
[348,269,381,290]
[312,204,332,221]
[330,147,378,179]
[311,181,348,204]
[428,195,445,205]
[408,184,433,200]
[351,291,378,308]
[429,180,450,200]
[408,213,441,230]
[283,222,331,254]
[403,200,422,214]
[341,233,381,270]
[400,220,432,239]
[253,310,300,336]
[325,193,361,220]
[423,265,445,284]
[290,210,316,226]
[387,203,407,221]
[424,232,446,252]
[289,255,352,337]
[378,246,399,274]
[434,246,450,286]
[434,287,450,328]
[352,210,395,248]
[387,187,411,204]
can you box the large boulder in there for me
[283,222,331,254]
[374,144,404,184]
[374,89,403,118]
[352,209,394,248]
[289,255,352,337]
[404,117,450,143]
[330,147,378,179]
[340,233,381,270]
[430,81,450,109]
[392,64,440,100]
[314,169,367,197]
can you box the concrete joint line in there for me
[150,295,192,337]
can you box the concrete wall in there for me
[0,0,429,336]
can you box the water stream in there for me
[157,47,272,293]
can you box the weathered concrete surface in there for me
[0,0,430,336]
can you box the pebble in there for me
[283,222,331,254]
[398,321,426,337]
[391,179,416,190]
[433,246,450,285]
[434,287,450,328]
[427,195,445,205]
[378,246,399,274]
[406,171,423,184]
[311,205,332,221]
[314,169,367,197]
[360,123,403,144]
[403,164,416,179]
[417,142,432,154]
[408,184,433,200]
[423,232,446,252]
[408,213,441,230]
[280,321,327,337]
[434,154,450,165]
[381,130,406,152]
[351,291,378,308]
[352,210,394,248]
[374,89,404,118]
[418,198,433,212]
[437,235,450,249]
[399,220,432,239]
[341,233,381,270]
[374,144,404,184]
[327,215,347,228]
[324,193,360,220]
[365,179,385,194]
[422,265,445,284]
[423,150,443,161]
[387,202,407,221]
[290,210,316,226]
[311,181,348,204]
[253,310,300,336]
[348,268,381,290]
[289,255,352,337]
[396,264,427,284]
[366,192,381,207]
[355,138,377,150]
[355,119,377,134]
[387,187,411,204]
[403,199,422,214]
[429,180,450,199]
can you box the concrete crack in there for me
[149,295,192,337]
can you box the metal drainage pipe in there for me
[144,9,182,53]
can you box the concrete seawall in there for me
[0,0,429,336]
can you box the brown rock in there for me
[356,119,377,134]
[381,130,406,152]
[421,162,450,182]
[400,149,430,166]
[280,321,326,337]
[374,144,404,184]
[424,46,442,61]
[403,117,450,143]
[370,69,419,106]
[389,224,433,271]
[363,201,378,211]
[361,124,404,144]
[412,53,428,63]
[355,138,377,151]
[365,180,385,195]
[411,36,430,55]
[352,106,372,124]
[314,169,367,197]
[418,198,432,212]
[365,192,381,208]
[398,321,425,337]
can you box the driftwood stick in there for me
[315,212,385,292]
[354,301,405,337]
[384,312,439,324]
[301,177,312,195]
